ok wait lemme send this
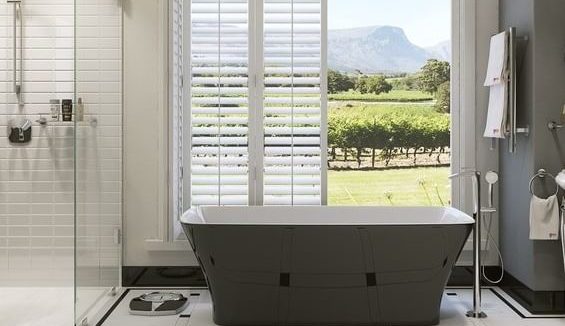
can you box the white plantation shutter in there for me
[184,0,325,208]
[172,0,184,221]
[189,0,250,206]
[263,0,324,205]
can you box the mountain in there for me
[426,40,451,62]
[328,25,451,74]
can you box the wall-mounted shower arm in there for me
[7,0,22,105]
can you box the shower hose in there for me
[481,210,504,284]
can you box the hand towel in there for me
[529,194,560,240]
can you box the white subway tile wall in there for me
[0,0,122,287]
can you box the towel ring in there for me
[529,169,559,197]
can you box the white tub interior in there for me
[182,206,474,226]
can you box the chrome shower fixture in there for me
[449,170,487,319]
[7,0,23,105]
[485,171,499,208]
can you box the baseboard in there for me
[497,272,565,315]
[122,266,206,287]
[122,266,496,287]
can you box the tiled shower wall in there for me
[0,0,122,287]
[0,0,75,286]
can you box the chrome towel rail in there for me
[7,0,22,105]
[505,27,529,153]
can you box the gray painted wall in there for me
[499,0,565,291]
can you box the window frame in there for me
[166,0,494,251]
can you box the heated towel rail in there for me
[505,27,529,153]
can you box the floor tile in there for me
[0,287,74,326]
[98,287,565,326]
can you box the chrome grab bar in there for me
[7,0,22,105]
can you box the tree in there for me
[355,75,392,95]
[434,81,450,113]
[418,59,450,94]
[390,74,419,91]
[327,69,355,94]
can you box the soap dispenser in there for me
[76,97,84,122]
[61,99,72,122]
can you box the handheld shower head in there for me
[485,171,498,185]
[485,171,498,208]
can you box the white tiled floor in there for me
[99,288,565,326]
[0,287,74,326]
[0,286,117,326]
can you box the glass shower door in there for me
[74,0,123,323]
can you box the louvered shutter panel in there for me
[263,0,323,205]
[190,0,250,206]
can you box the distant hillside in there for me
[328,25,451,74]
[425,40,451,62]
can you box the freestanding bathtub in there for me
[181,206,473,326]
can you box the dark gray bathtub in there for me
[181,206,473,326]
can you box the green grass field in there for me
[328,167,450,206]
[330,102,442,119]
[328,90,433,102]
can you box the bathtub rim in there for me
[180,206,475,226]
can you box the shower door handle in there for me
[113,228,122,245]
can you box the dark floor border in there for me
[496,272,565,315]
[97,286,563,325]
[96,289,130,326]
[489,288,527,318]
[122,266,565,315]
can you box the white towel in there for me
[561,198,565,273]
[529,194,560,240]
[483,83,507,138]
[484,32,508,86]
[483,32,509,139]
[561,207,565,273]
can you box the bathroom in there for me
[0,0,564,325]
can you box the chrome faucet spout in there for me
[449,170,481,215]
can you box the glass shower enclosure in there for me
[0,0,123,325]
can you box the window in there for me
[172,0,479,220]
[174,0,326,213]
[166,0,491,260]
[326,0,452,206]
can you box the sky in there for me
[328,0,451,47]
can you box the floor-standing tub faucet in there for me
[449,170,487,319]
